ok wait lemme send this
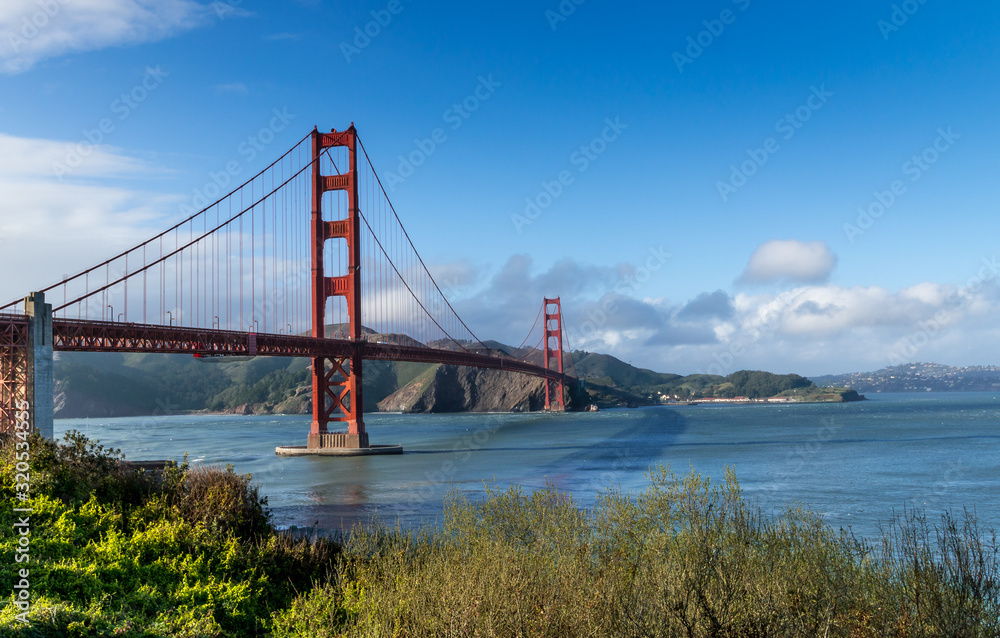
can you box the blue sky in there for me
[2,0,999,376]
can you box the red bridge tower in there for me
[309,126,367,449]
[543,297,565,411]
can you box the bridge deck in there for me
[0,315,573,384]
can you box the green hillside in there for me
[52,345,859,417]
[53,351,436,417]
[572,351,684,389]
[709,370,813,399]
[570,350,856,406]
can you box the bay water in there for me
[55,392,1000,539]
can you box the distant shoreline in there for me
[667,397,867,406]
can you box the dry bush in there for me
[166,463,271,540]
[316,466,999,638]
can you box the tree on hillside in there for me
[725,370,813,398]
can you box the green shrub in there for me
[1,431,997,637]
[270,583,353,637]
[165,463,271,541]
[0,431,342,637]
[1,431,154,510]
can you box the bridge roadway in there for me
[1,314,572,385]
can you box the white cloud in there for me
[0,132,144,178]
[215,81,248,95]
[263,32,299,42]
[643,280,1000,376]
[0,132,179,304]
[0,0,217,74]
[728,297,992,375]
[444,252,1000,377]
[739,239,837,285]
[774,287,900,335]
[427,259,482,295]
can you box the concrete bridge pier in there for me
[25,292,53,440]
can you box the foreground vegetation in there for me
[2,433,998,636]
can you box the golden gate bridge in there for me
[0,125,577,455]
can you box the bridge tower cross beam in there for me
[308,125,368,449]
[543,297,565,412]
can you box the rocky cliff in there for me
[377,365,548,413]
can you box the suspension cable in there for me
[356,135,488,348]
[0,130,314,312]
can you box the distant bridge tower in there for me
[543,297,565,411]
[309,125,367,449]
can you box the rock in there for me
[53,385,147,419]
[377,365,550,413]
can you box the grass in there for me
[1,432,998,636]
